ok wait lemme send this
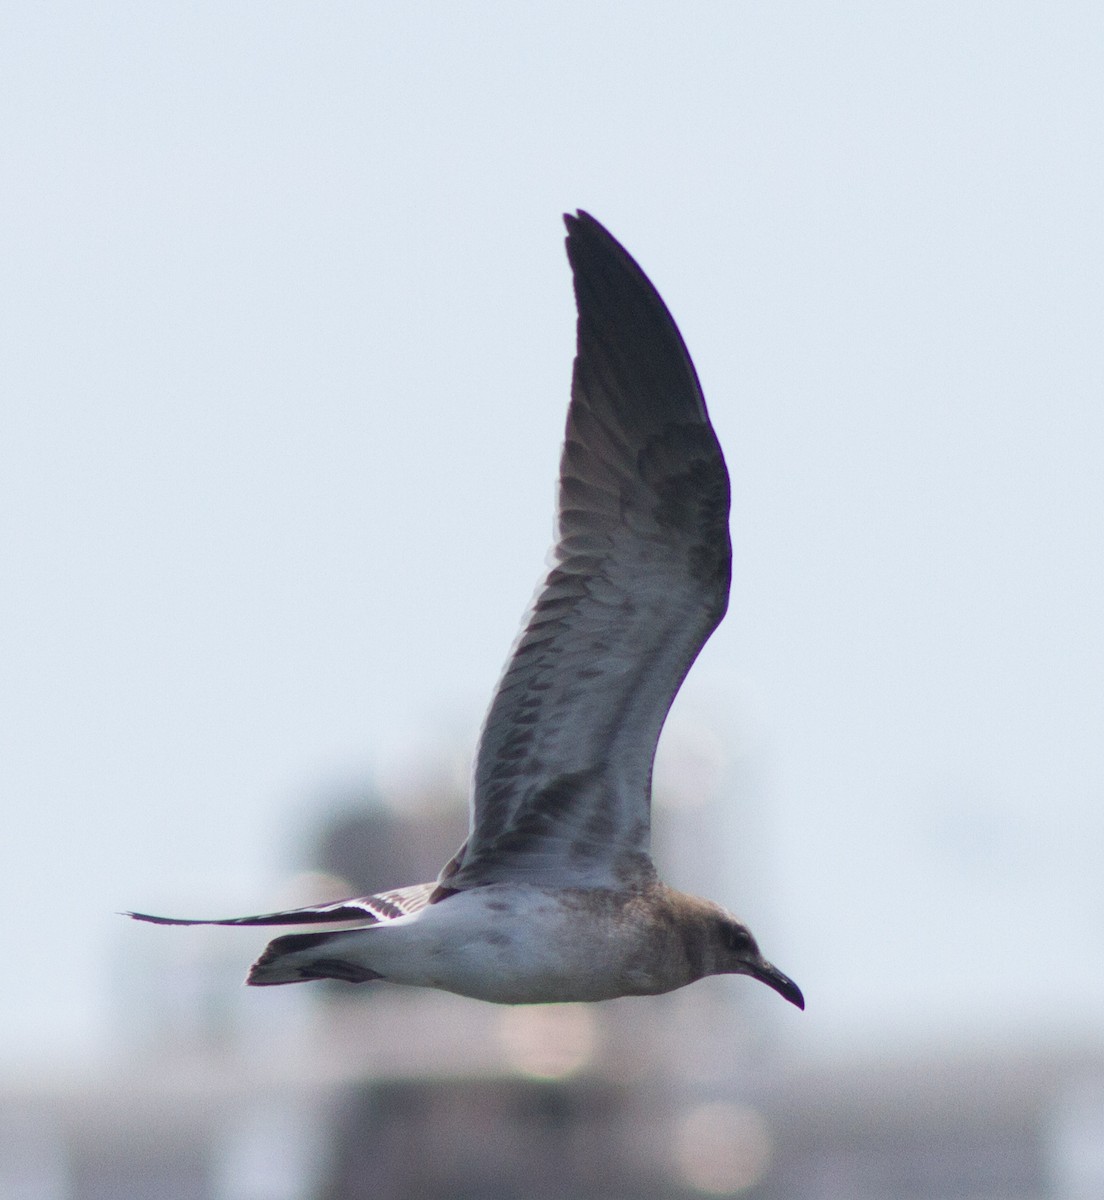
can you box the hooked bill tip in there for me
[752,960,805,1010]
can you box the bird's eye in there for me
[726,924,754,953]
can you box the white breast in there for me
[317,885,653,1004]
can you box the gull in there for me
[130,212,803,1011]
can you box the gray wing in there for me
[447,212,731,891]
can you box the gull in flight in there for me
[131,212,803,1011]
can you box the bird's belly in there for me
[350,887,657,1004]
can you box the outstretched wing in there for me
[449,212,731,890]
[127,881,438,927]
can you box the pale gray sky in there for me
[3,3,1103,1060]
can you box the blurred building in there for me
[5,735,1104,1199]
[6,986,1104,1200]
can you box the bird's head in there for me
[710,911,804,1010]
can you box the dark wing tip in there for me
[124,910,198,926]
[563,208,600,235]
[560,210,711,435]
[562,210,652,293]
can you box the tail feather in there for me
[125,900,382,928]
[125,881,439,928]
[246,930,383,987]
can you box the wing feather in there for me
[450,213,731,889]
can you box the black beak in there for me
[748,958,805,1009]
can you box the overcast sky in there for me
[3,3,1103,1061]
